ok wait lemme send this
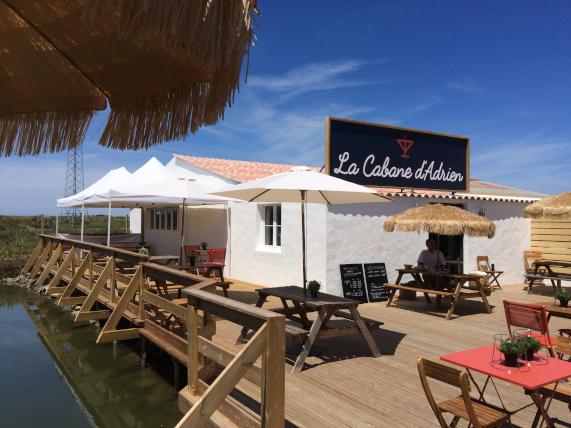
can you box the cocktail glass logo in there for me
[397,137,414,159]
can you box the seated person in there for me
[417,239,446,289]
[417,239,446,270]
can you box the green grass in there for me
[0,215,128,277]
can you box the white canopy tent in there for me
[58,157,233,260]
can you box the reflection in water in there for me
[0,286,182,428]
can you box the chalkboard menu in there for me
[364,263,390,302]
[326,117,469,192]
[339,264,368,303]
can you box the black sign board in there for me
[326,117,469,192]
[339,264,368,303]
[364,263,390,302]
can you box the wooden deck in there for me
[217,280,571,427]
[20,236,571,427]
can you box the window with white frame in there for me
[149,208,178,231]
[263,205,281,247]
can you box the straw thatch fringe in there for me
[99,80,230,149]
[384,219,496,238]
[383,204,496,238]
[0,110,93,156]
[85,0,256,149]
[524,193,571,219]
[84,0,257,68]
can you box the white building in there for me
[134,154,543,296]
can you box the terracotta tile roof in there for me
[174,155,321,183]
[175,155,544,203]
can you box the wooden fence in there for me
[19,235,286,427]
[531,219,571,273]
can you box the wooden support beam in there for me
[29,241,52,279]
[97,267,143,344]
[57,252,91,307]
[74,257,113,323]
[176,324,267,428]
[75,310,111,322]
[142,290,187,321]
[36,244,63,286]
[21,240,43,274]
[96,328,139,342]
[45,247,75,294]
[188,305,200,394]
[58,296,87,306]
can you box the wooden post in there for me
[188,305,200,394]
[110,256,116,303]
[262,316,285,428]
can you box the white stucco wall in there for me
[129,208,142,233]
[141,205,230,261]
[324,197,531,296]
[229,202,327,287]
[325,198,428,295]
[463,200,530,283]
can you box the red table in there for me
[441,344,571,427]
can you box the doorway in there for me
[428,203,464,274]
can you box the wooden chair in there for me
[503,300,557,357]
[207,247,226,265]
[183,245,200,264]
[524,250,544,289]
[534,337,571,425]
[417,358,510,428]
[476,256,503,289]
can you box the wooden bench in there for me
[524,274,570,293]
[385,283,489,321]
[333,310,384,329]
[285,324,309,342]
[386,283,455,297]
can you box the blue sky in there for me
[1,1,571,214]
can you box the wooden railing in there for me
[178,289,285,427]
[20,235,287,427]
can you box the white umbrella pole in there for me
[55,209,59,236]
[225,203,231,278]
[107,201,112,247]
[80,204,85,242]
[179,199,186,267]
[301,190,307,294]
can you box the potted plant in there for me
[200,242,208,251]
[518,335,540,361]
[556,289,571,308]
[307,280,321,298]
[499,338,523,367]
[138,247,149,256]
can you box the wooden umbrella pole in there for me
[301,190,307,294]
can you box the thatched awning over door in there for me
[0,0,257,156]
[383,203,496,238]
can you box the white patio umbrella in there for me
[211,166,392,293]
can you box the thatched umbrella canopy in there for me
[524,192,571,219]
[383,204,496,238]
[0,0,257,156]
